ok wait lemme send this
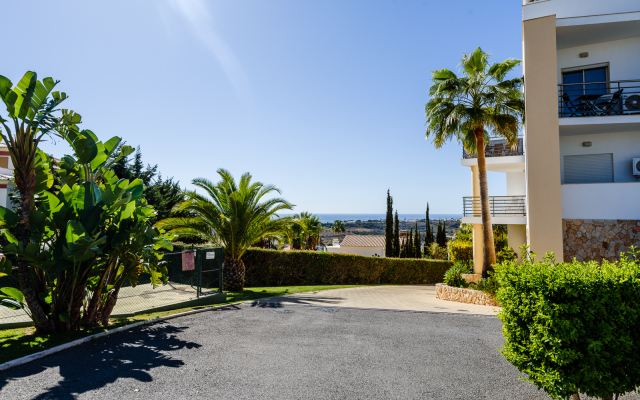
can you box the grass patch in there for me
[0,284,365,365]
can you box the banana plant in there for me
[0,130,171,331]
[0,71,81,332]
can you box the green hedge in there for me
[242,248,452,286]
[495,251,640,399]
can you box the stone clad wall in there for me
[563,219,640,262]
[435,283,500,307]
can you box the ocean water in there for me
[279,213,462,224]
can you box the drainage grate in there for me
[316,308,339,313]
[272,309,294,314]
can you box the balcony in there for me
[462,196,527,225]
[462,138,524,159]
[558,80,640,118]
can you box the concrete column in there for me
[472,223,483,274]
[471,166,480,216]
[507,224,527,262]
[523,16,564,259]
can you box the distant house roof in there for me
[339,235,385,248]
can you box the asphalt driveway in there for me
[0,286,637,399]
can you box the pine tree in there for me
[414,221,421,258]
[385,190,393,257]
[393,211,400,257]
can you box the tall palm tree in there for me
[0,72,81,332]
[155,169,293,291]
[331,220,345,242]
[425,47,524,277]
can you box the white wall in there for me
[524,0,640,22]
[559,131,640,183]
[326,246,385,257]
[562,182,640,219]
[506,172,526,196]
[557,36,640,83]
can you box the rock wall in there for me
[563,219,640,262]
[435,283,500,307]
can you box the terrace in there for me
[462,137,524,159]
[559,80,640,118]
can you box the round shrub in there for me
[495,249,640,400]
[449,240,473,266]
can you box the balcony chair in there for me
[561,92,582,117]
[596,89,623,116]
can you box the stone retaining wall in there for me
[563,219,640,262]
[435,283,500,307]
[461,273,481,284]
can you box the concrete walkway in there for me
[253,285,500,316]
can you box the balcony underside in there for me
[461,155,525,172]
[559,115,640,136]
[461,216,527,225]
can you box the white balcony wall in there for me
[562,182,640,219]
[524,0,640,22]
[557,36,640,83]
[559,131,640,183]
[506,172,526,196]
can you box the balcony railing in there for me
[462,137,524,159]
[463,196,526,218]
[558,80,640,118]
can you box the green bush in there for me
[429,243,448,260]
[242,248,452,286]
[471,275,499,297]
[442,262,469,288]
[495,248,640,400]
[449,240,473,266]
[496,246,517,264]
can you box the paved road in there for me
[0,286,637,399]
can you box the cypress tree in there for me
[385,190,393,257]
[414,221,421,258]
[424,203,433,254]
[393,211,400,257]
[407,227,414,258]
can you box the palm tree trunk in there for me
[475,128,496,278]
[223,257,245,291]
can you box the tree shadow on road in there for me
[0,322,201,399]
[250,295,345,308]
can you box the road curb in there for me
[0,301,246,373]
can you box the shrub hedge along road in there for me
[242,249,452,287]
[495,251,640,400]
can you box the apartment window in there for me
[564,153,613,184]
[562,65,608,100]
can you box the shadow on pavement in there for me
[250,295,345,308]
[0,322,201,399]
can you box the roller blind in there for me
[564,153,613,184]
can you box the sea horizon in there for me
[278,213,462,224]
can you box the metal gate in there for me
[162,247,224,298]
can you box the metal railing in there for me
[463,196,526,217]
[462,137,524,159]
[558,80,640,118]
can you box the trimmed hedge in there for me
[242,248,452,286]
[449,240,473,265]
[496,251,640,400]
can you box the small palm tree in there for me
[155,169,293,291]
[331,220,346,242]
[425,47,524,278]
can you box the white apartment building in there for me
[0,144,14,209]
[464,0,640,272]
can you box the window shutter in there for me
[564,153,613,184]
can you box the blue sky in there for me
[3,0,522,214]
